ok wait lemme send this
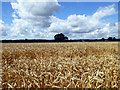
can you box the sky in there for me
[0,0,119,40]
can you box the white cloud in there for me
[49,14,101,34]
[11,0,60,28]
[10,18,56,39]
[93,4,117,19]
[48,4,118,39]
[2,2,118,40]
[11,19,31,38]
[0,20,10,39]
[80,22,118,39]
[9,0,60,39]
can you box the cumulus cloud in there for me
[48,4,118,39]
[0,20,9,39]
[11,0,60,28]
[10,19,31,38]
[8,0,60,39]
[93,4,117,19]
[49,14,101,34]
[10,18,56,39]
[80,22,118,39]
[2,2,118,40]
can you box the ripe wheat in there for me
[2,42,119,88]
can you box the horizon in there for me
[0,0,119,40]
[1,35,119,40]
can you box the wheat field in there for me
[1,42,120,88]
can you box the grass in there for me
[2,42,120,88]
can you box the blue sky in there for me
[54,2,118,21]
[2,2,14,25]
[0,1,119,39]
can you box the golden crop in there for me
[2,42,120,88]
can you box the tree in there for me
[101,38,105,41]
[108,37,112,41]
[113,37,116,40]
[54,33,68,41]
